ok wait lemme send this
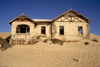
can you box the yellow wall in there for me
[11,20,35,42]
[52,21,90,40]
[11,20,90,40]
[35,22,51,37]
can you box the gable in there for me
[9,14,35,24]
[56,13,85,22]
[52,9,93,23]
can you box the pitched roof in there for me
[52,9,93,23]
[9,14,35,24]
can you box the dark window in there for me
[20,28,26,33]
[16,25,30,33]
[60,26,64,35]
[41,26,46,34]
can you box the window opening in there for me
[41,26,46,35]
[60,26,64,35]
[78,26,83,35]
[16,25,30,33]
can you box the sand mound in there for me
[0,33,100,67]
[90,33,100,41]
[0,42,100,67]
[0,32,11,39]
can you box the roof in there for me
[33,19,52,22]
[9,9,93,24]
[52,9,93,23]
[9,14,35,24]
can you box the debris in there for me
[29,39,38,45]
[43,39,48,43]
[43,38,64,45]
[0,36,12,51]
[84,42,89,45]
[92,39,98,42]
[73,59,78,62]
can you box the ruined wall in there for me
[52,21,90,40]
[84,23,90,39]
[11,20,90,40]
[11,20,35,42]
[34,22,51,37]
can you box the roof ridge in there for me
[9,14,35,24]
[52,9,93,22]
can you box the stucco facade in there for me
[52,21,90,40]
[35,22,51,37]
[11,20,35,42]
[9,9,92,43]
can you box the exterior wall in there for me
[52,21,90,40]
[11,21,51,43]
[11,20,90,41]
[34,22,51,37]
[11,20,35,43]
[10,9,91,44]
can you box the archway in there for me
[16,25,30,33]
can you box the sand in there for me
[0,33,100,67]
[0,32,10,39]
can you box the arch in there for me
[16,24,30,33]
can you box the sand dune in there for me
[0,32,100,67]
[90,33,100,41]
[0,32,10,39]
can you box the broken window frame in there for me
[59,26,64,35]
[16,25,30,33]
[41,26,46,35]
[78,26,83,35]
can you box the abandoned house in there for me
[9,9,92,43]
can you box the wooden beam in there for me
[72,16,82,22]
[63,16,70,21]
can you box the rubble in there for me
[43,38,64,45]
[0,36,12,51]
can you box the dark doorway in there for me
[20,28,26,33]
[60,26,64,35]
[41,26,46,35]
[16,25,30,33]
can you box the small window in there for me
[41,26,46,34]
[60,26,64,35]
[78,26,83,35]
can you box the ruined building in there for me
[9,9,92,43]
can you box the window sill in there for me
[77,35,83,37]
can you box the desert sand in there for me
[0,33,100,67]
[0,32,11,39]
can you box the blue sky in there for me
[0,0,100,35]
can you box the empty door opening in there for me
[41,26,46,35]
[60,26,64,35]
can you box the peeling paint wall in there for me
[34,22,51,37]
[11,20,90,40]
[52,21,90,40]
[11,20,35,43]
